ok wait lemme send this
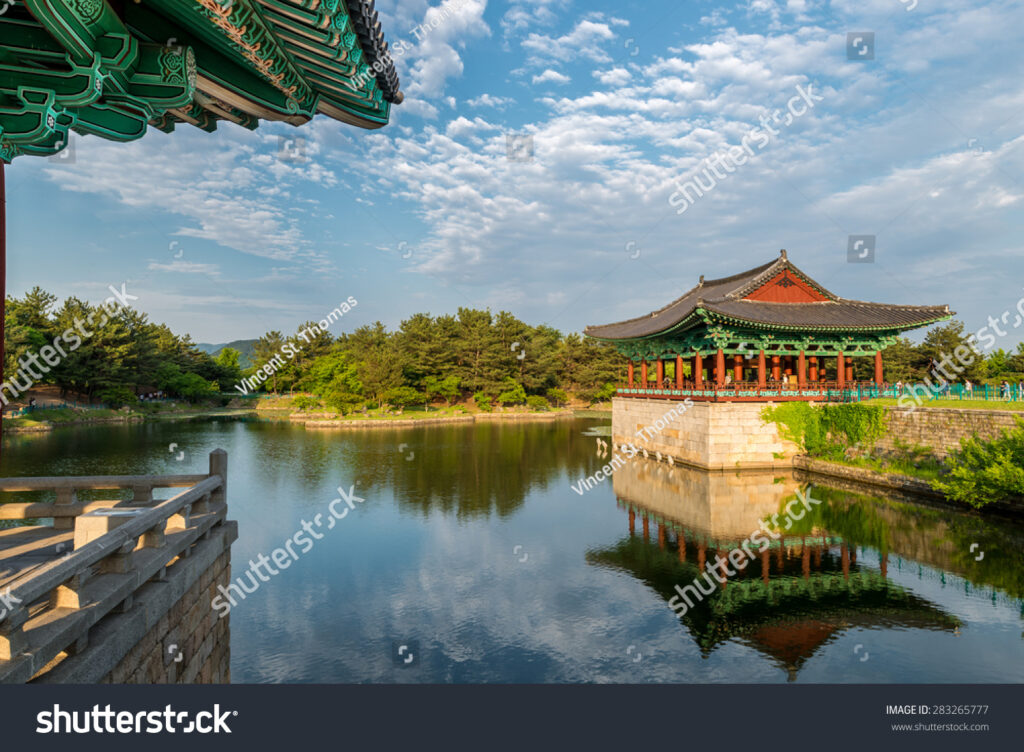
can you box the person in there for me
[894,380,903,396]
[1001,380,1010,400]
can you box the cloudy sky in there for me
[6,0,1024,346]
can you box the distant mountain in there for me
[197,339,258,369]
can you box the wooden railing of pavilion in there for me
[0,450,228,683]
[616,382,892,403]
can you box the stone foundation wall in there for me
[877,406,1021,458]
[611,398,801,470]
[36,521,236,684]
[102,550,231,684]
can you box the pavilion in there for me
[585,250,951,402]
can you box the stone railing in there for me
[0,450,228,683]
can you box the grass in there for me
[4,402,252,430]
[834,453,945,483]
[863,398,1024,411]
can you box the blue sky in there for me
[6,0,1024,347]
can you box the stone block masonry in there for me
[35,522,237,684]
[612,398,801,470]
[876,406,1022,459]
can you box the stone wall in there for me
[876,406,1021,458]
[101,550,232,684]
[611,398,801,470]
[36,521,236,684]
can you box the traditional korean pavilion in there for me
[585,250,951,401]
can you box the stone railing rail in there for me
[0,449,228,683]
[0,474,211,528]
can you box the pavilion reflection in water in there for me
[587,458,960,680]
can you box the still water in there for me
[4,417,1023,683]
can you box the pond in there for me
[3,416,1023,683]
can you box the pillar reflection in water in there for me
[587,456,963,681]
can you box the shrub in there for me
[496,380,526,406]
[932,419,1024,508]
[292,394,320,411]
[95,386,137,409]
[473,391,494,412]
[526,395,549,411]
[383,386,425,409]
[546,387,568,407]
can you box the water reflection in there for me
[588,457,1022,680]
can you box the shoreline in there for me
[796,456,1024,518]
[2,408,256,434]
[299,410,581,429]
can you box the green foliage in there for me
[546,387,568,407]
[761,402,887,454]
[2,292,621,415]
[383,386,425,408]
[525,395,549,411]
[933,419,1024,508]
[496,379,527,406]
[292,394,321,411]
[424,375,461,406]
[95,386,137,408]
[473,391,494,412]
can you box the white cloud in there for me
[467,93,516,108]
[532,69,571,85]
[501,0,569,38]
[521,18,622,66]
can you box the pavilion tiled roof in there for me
[585,251,952,339]
[0,0,403,161]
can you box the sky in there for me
[6,0,1024,348]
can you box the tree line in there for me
[248,309,622,412]
[2,288,622,410]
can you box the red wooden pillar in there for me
[678,537,686,562]
[841,542,850,579]
[761,549,770,585]
[733,354,743,382]
[798,350,807,388]
[640,360,648,387]
[694,353,703,389]
[642,515,650,541]
[715,349,725,388]
[874,351,884,386]
[697,543,706,573]
[658,524,665,550]
[656,359,664,386]
[880,550,888,578]
[628,509,635,536]
[802,539,810,580]
[757,350,767,388]
[846,358,854,383]
[676,355,684,388]
[627,361,634,388]
[771,355,781,381]
[837,351,845,388]
[809,356,818,382]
